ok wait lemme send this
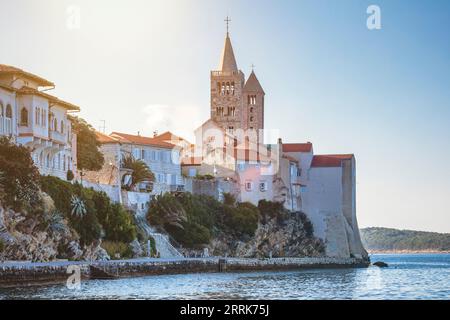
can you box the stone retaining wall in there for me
[0,257,369,288]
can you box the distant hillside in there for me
[360,227,450,252]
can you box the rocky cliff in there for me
[0,195,109,262]
[182,213,326,258]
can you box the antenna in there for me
[99,120,106,133]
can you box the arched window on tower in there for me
[226,82,230,95]
[250,107,254,113]
[221,83,225,95]
[250,116,254,122]
[231,82,235,95]
[20,108,28,126]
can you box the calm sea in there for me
[1,254,449,300]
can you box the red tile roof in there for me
[0,64,54,87]
[282,143,313,153]
[110,132,175,149]
[311,154,354,168]
[95,131,120,144]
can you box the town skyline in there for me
[1,0,449,233]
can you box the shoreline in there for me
[0,257,369,288]
[368,250,450,254]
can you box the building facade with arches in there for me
[0,64,79,180]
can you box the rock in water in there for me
[373,261,388,268]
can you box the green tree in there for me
[121,155,155,189]
[0,136,41,211]
[70,116,104,172]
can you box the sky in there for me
[1,0,449,233]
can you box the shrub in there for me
[0,137,41,211]
[66,170,74,181]
[102,241,133,260]
[224,202,259,238]
[40,175,136,246]
[258,199,285,223]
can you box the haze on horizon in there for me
[0,0,449,233]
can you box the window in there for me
[0,102,3,116]
[227,107,235,117]
[60,120,64,133]
[250,107,254,113]
[141,149,145,160]
[259,181,267,192]
[20,108,28,126]
[188,168,197,177]
[54,118,58,132]
[231,82,235,95]
[217,106,224,116]
[250,116,254,122]
[245,181,253,192]
[221,83,225,95]
[5,105,12,118]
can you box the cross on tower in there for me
[251,64,256,71]
[225,16,231,35]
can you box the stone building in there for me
[0,64,79,181]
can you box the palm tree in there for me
[70,195,87,218]
[121,155,155,189]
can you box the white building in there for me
[0,64,79,180]
[110,132,185,194]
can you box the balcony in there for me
[50,130,67,144]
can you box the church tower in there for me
[210,18,246,135]
[243,69,265,132]
[210,17,265,139]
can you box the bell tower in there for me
[210,17,245,135]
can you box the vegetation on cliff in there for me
[0,136,41,211]
[147,193,324,257]
[360,227,450,252]
[41,176,136,246]
[0,138,139,261]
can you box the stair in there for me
[134,211,183,259]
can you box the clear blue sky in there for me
[1,0,449,232]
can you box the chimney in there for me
[137,131,140,136]
[153,130,158,138]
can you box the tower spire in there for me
[218,16,238,72]
[225,16,231,36]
